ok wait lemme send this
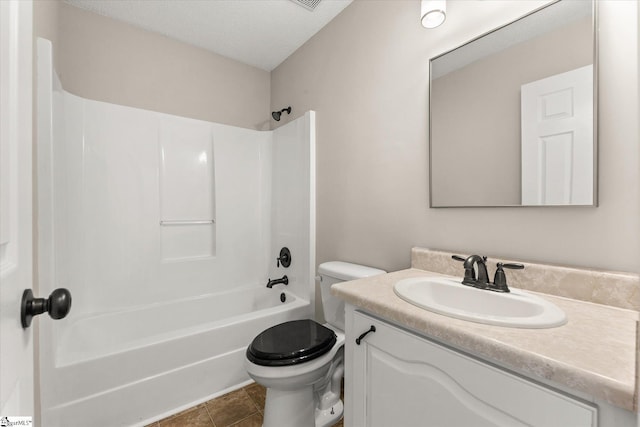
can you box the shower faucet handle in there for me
[277,247,292,268]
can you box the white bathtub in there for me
[41,286,310,427]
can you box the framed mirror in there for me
[429,0,597,207]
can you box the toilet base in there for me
[315,399,343,427]
[263,386,315,427]
[261,386,344,427]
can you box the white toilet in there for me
[245,261,385,427]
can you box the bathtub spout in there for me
[266,275,288,288]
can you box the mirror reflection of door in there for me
[520,65,594,205]
[429,0,596,207]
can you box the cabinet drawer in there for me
[351,311,597,427]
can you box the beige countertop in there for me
[332,268,639,412]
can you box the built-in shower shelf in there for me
[160,220,215,225]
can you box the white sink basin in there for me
[394,277,567,328]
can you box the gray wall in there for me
[33,1,271,130]
[34,0,639,273]
[271,0,639,273]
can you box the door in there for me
[0,0,35,422]
[521,65,594,205]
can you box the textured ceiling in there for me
[64,0,353,71]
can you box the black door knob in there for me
[21,288,72,328]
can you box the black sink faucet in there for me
[266,275,289,288]
[453,255,525,293]
[452,255,489,289]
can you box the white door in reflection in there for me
[520,64,593,205]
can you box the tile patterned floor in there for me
[146,382,344,427]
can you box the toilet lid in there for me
[246,319,337,366]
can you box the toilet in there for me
[245,261,385,427]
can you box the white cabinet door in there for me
[0,0,35,419]
[348,311,597,427]
[521,65,594,205]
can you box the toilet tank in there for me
[318,261,386,331]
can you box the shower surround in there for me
[36,39,315,426]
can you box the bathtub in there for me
[41,286,310,427]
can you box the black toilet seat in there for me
[246,319,337,367]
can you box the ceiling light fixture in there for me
[421,0,446,29]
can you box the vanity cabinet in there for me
[346,310,598,427]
